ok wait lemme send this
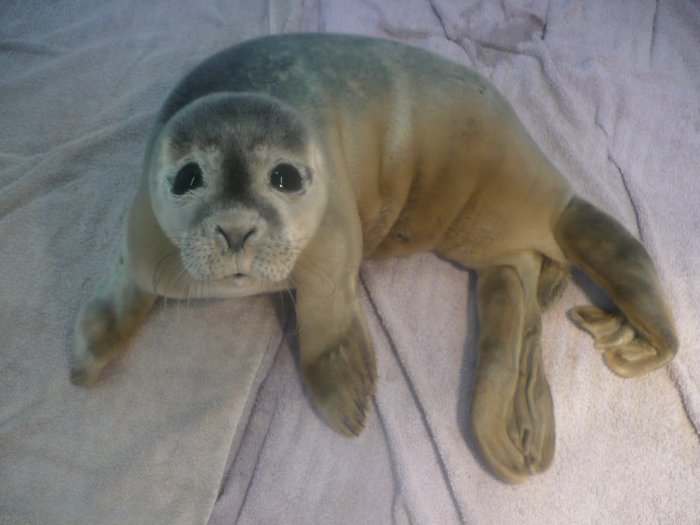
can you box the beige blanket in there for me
[1,1,698,524]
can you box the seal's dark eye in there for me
[270,164,303,193]
[172,163,203,195]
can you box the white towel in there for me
[1,1,698,524]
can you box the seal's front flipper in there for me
[555,197,678,377]
[296,278,377,436]
[302,308,376,436]
[71,250,155,386]
[470,258,555,483]
[292,201,376,436]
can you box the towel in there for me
[1,1,698,524]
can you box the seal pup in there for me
[71,33,677,483]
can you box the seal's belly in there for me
[366,188,565,269]
[357,119,572,268]
[365,198,532,267]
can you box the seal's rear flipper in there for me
[554,197,678,377]
[470,257,555,484]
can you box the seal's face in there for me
[149,94,327,285]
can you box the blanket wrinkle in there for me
[315,0,328,32]
[669,361,700,437]
[368,396,404,524]
[649,0,659,64]
[3,1,699,524]
[207,346,282,525]
[267,0,303,33]
[429,0,550,69]
[0,39,64,57]
[607,153,644,241]
[426,0,460,48]
[360,273,468,525]
[0,119,149,218]
[229,403,276,522]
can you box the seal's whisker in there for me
[293,254,336,299]
[152,250,181,294]
[284,276,310,336]
[160,265,189,302]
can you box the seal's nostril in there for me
[235,228,256,252]
[216,225,232,249]
[241,227,256,247]
[217,226,256,252]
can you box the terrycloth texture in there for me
[1,1,698,525]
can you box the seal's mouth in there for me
[222,272,250,285]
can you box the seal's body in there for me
[72,34,677,483]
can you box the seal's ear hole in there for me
[172,163,204,195]
[270,163,303,193]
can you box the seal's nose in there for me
[216,225,256,252]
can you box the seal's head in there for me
[149,93,327,285]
